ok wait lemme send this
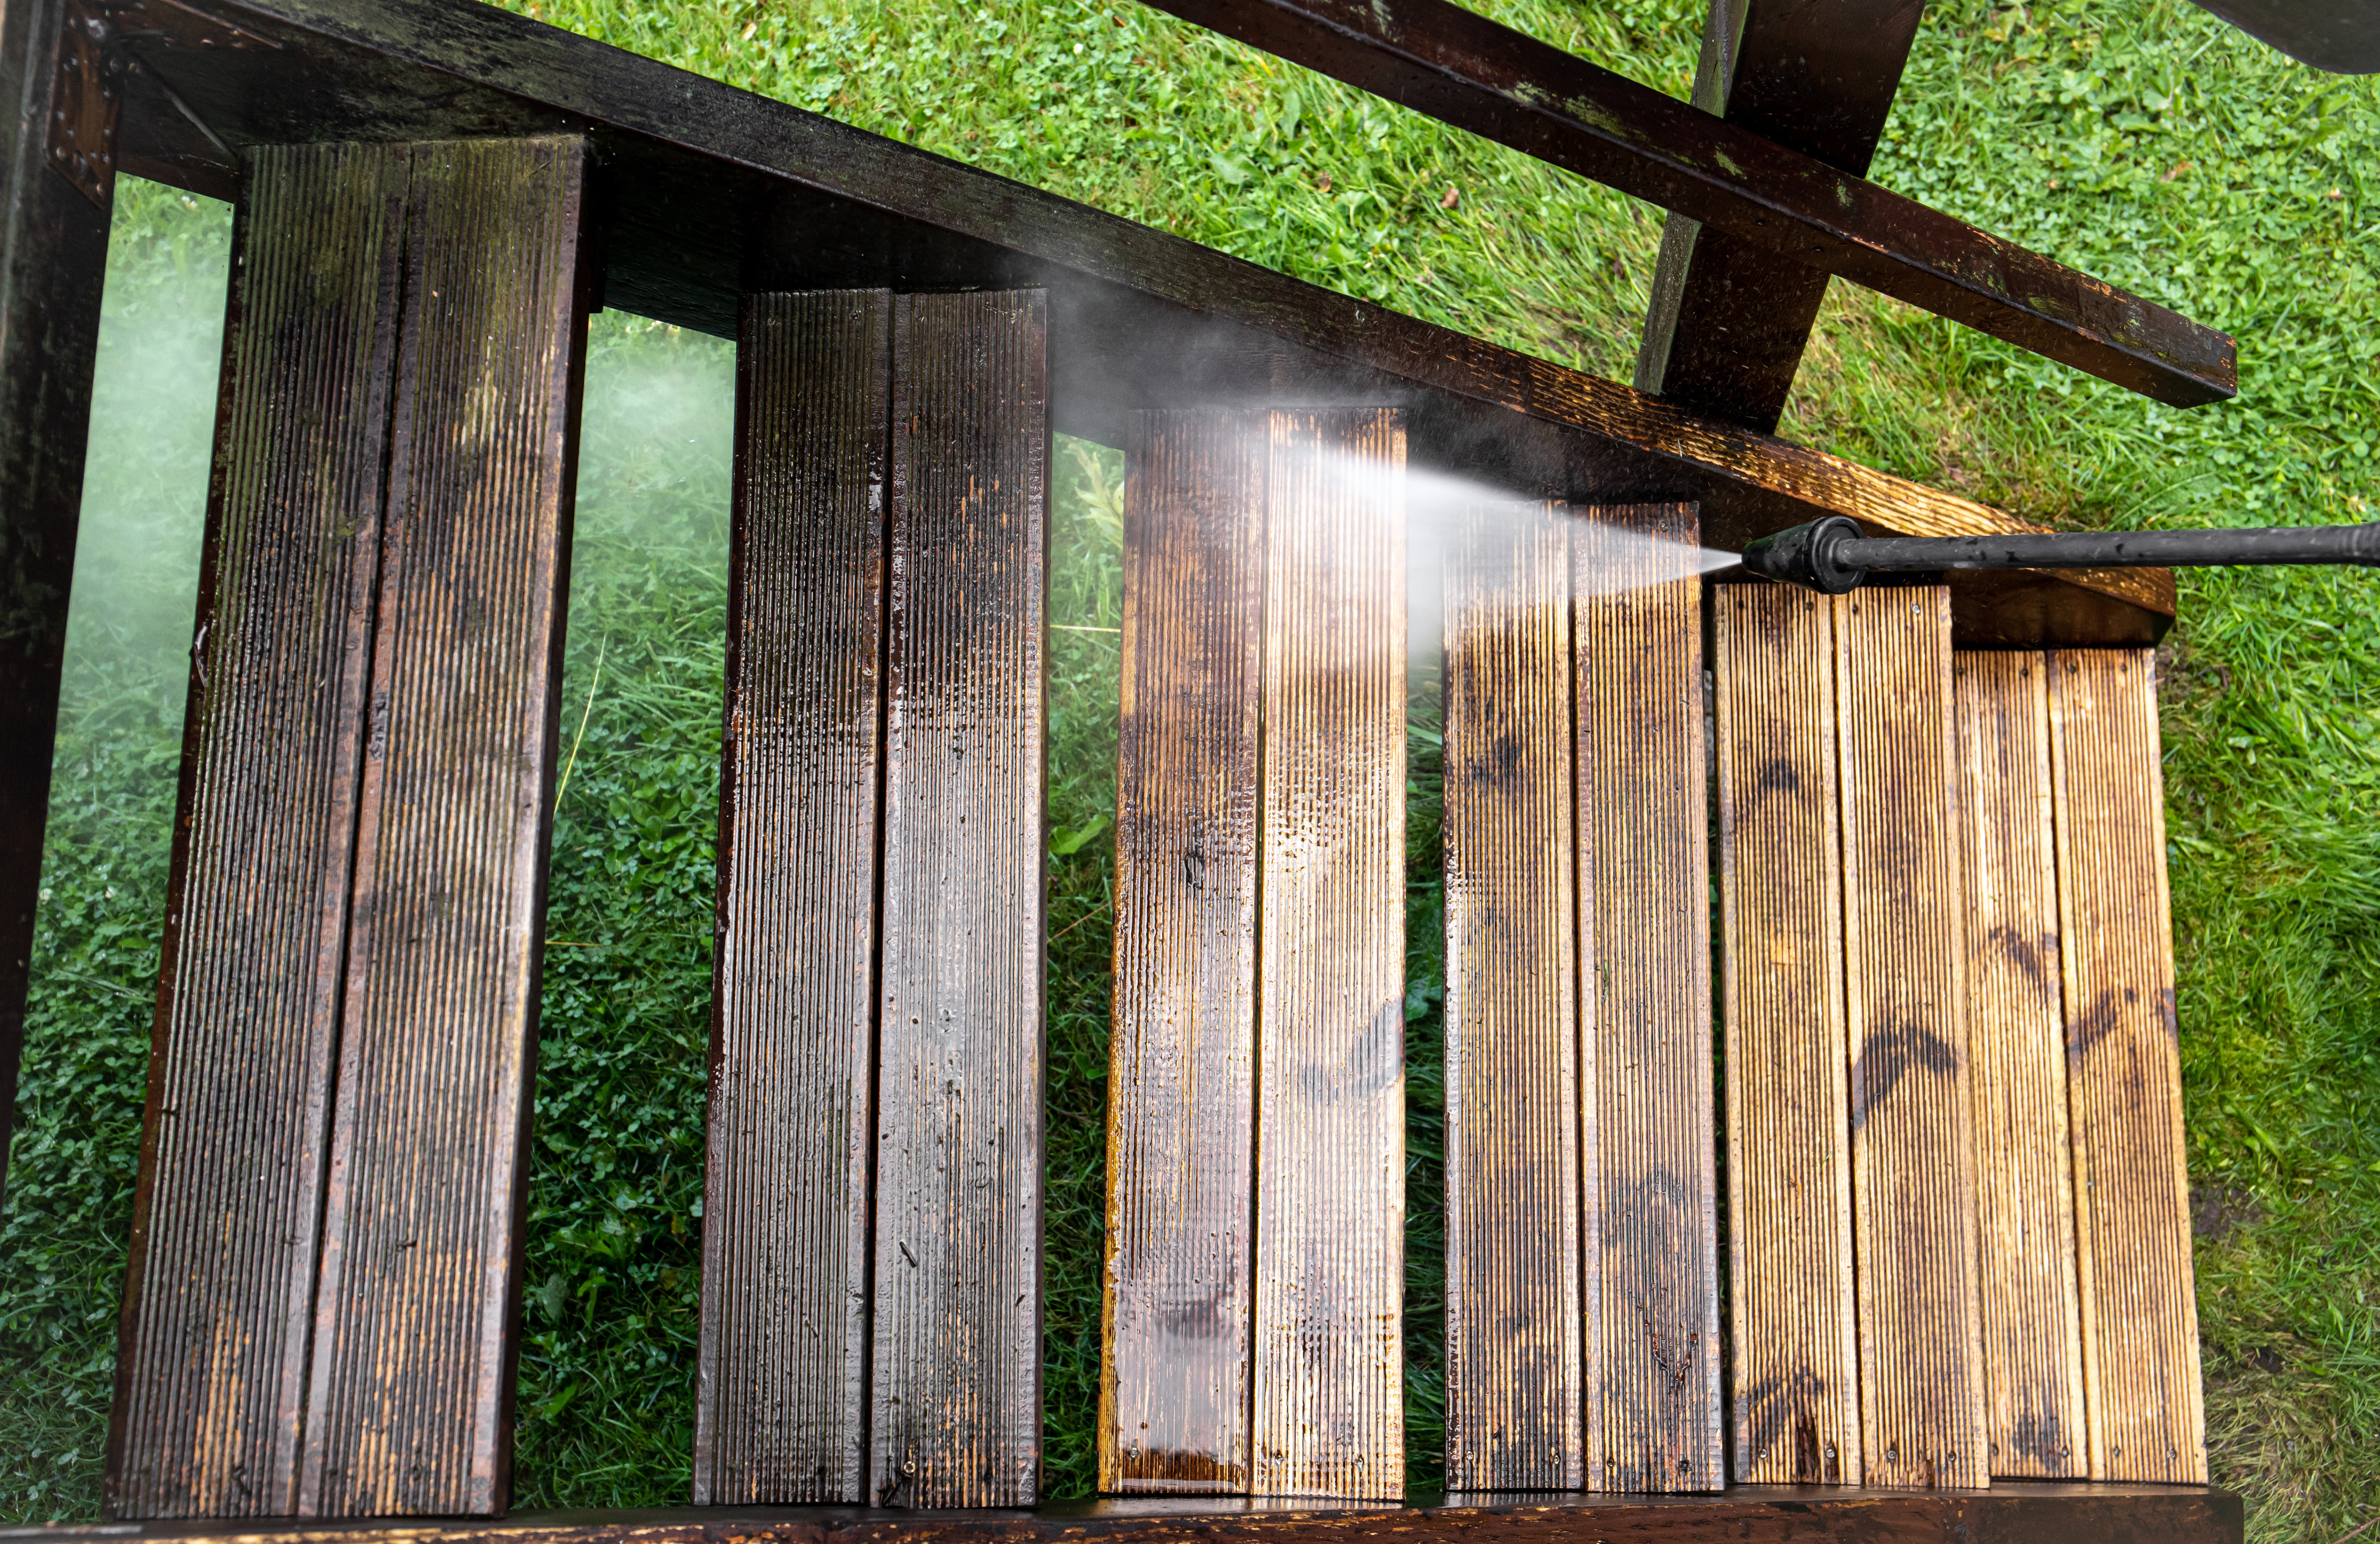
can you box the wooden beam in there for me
[0,0,113,1207]
[1131,0,2234,408]
[1636,0,1927,432]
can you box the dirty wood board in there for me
[1572,504,1722,1492]
[870,290,1049,1509]
[1101,411,1267,1495]
[1835,587,1987,1491]
[2048,650,2206,1484]
[1253,409,1406,1499]
[1440,501,1581,1493]
[1712,583,1858,1485]
[1952,651,2086,1479]
[299,135,591,1519]
[106,141,408,1521]
[695,291,892,1506]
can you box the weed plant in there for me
[4,0,2375,1535]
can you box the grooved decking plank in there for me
[108,141,409,1522]
[1573,505,1721,1494]
[1101,411,1266,1496]
[871,291,1049,1510]
[1952,652,2086,1479]
[1253,409,1406,1500]
[1835,587,1987,1491]
[1713,584,1858,1486]
[696,291,893,1506]
[2047,651,2205,1485]
[1441,501,1581,1494]
[301,136,593,1519]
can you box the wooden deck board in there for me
[1440,501,1581,1493]
[1571,505,1722,1492]
[1952,652,2087,1479]
[1834,587,1986,1491]
[695,291,893,1506]
[2048,651,2206,1484]
[1252,410,1406,1500]
[300,136,593,1518]
[1102,411,1267,1496]
[1712,584,1859,1486]
[870,291,1050,1509]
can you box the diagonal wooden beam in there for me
[1636,0,1926,432]
[1134,0,2235,408]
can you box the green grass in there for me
[4,0,2376,1536]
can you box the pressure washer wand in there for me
[1742,514,2380,594]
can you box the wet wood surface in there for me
[696,291,893,1506]
[10,1485,2245,1544]
[1834,587,1986,1490]
[2047,651,2206,1484]
[299,135,592,1519]
[108,141,409,1521]
[1253,410,1406,1499]
[1440,501,1580,1493]
[101,0,2174,646]
[1952,652,2086,1479]
[1712,585,1858,1485]
[1102,412,1267,1496]
[871,291,1049,1509]
[0,0,115,1207]
[1571,505,1721,1492]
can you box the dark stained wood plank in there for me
[106,0,2175,646]
[0,0,114,1205]
[1440,501,1581,1494]
[8,1484,2249,1544]
[1712,584,1858,1485]
[300,135,594,1519]
[1834,586,1987,1490]
[2046,650,2206,1484]
[871,290,1049,1510]
[107,140,408,1522]
[1101,410,1266,1496]
[1636,0,1928,433]
[1128,0,2233,408]
[695,291,893,1506]
[1253,409,1406,1499]
[1952,651,2086,1479]
[1571,505,1721,1492]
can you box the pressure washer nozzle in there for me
[1741,517,1868,593]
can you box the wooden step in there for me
[107,135,594,1520]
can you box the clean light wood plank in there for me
[108,141,408,1521]
[870,290,1049,1509]
[1713,583,1858,1486]
[1101,410,1266,1496]
[1441,500,1580,1494]
[2048,650,2206,1485]
[1253,409,1406,1500]
[301,135,593,1518]
[695,290,892,1506]
[1953,651,2087,1479]
[1573,505,1722,1494]
[1835,586,1987,1491]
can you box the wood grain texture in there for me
[1571,505,1721,1494]
[1834,587,1986,1491]
[300,135,592,1519]
[696,291,893,1506]
[108,141,409,1521]
[1101,411,1266,1496]
[1952,652,2086,1479]
[2047,650,2205,1484]
[1440,501,1580,1494]
[1712,584,1858,1486]
[871,290,1049,1509]
[1253,409,1405,1500]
